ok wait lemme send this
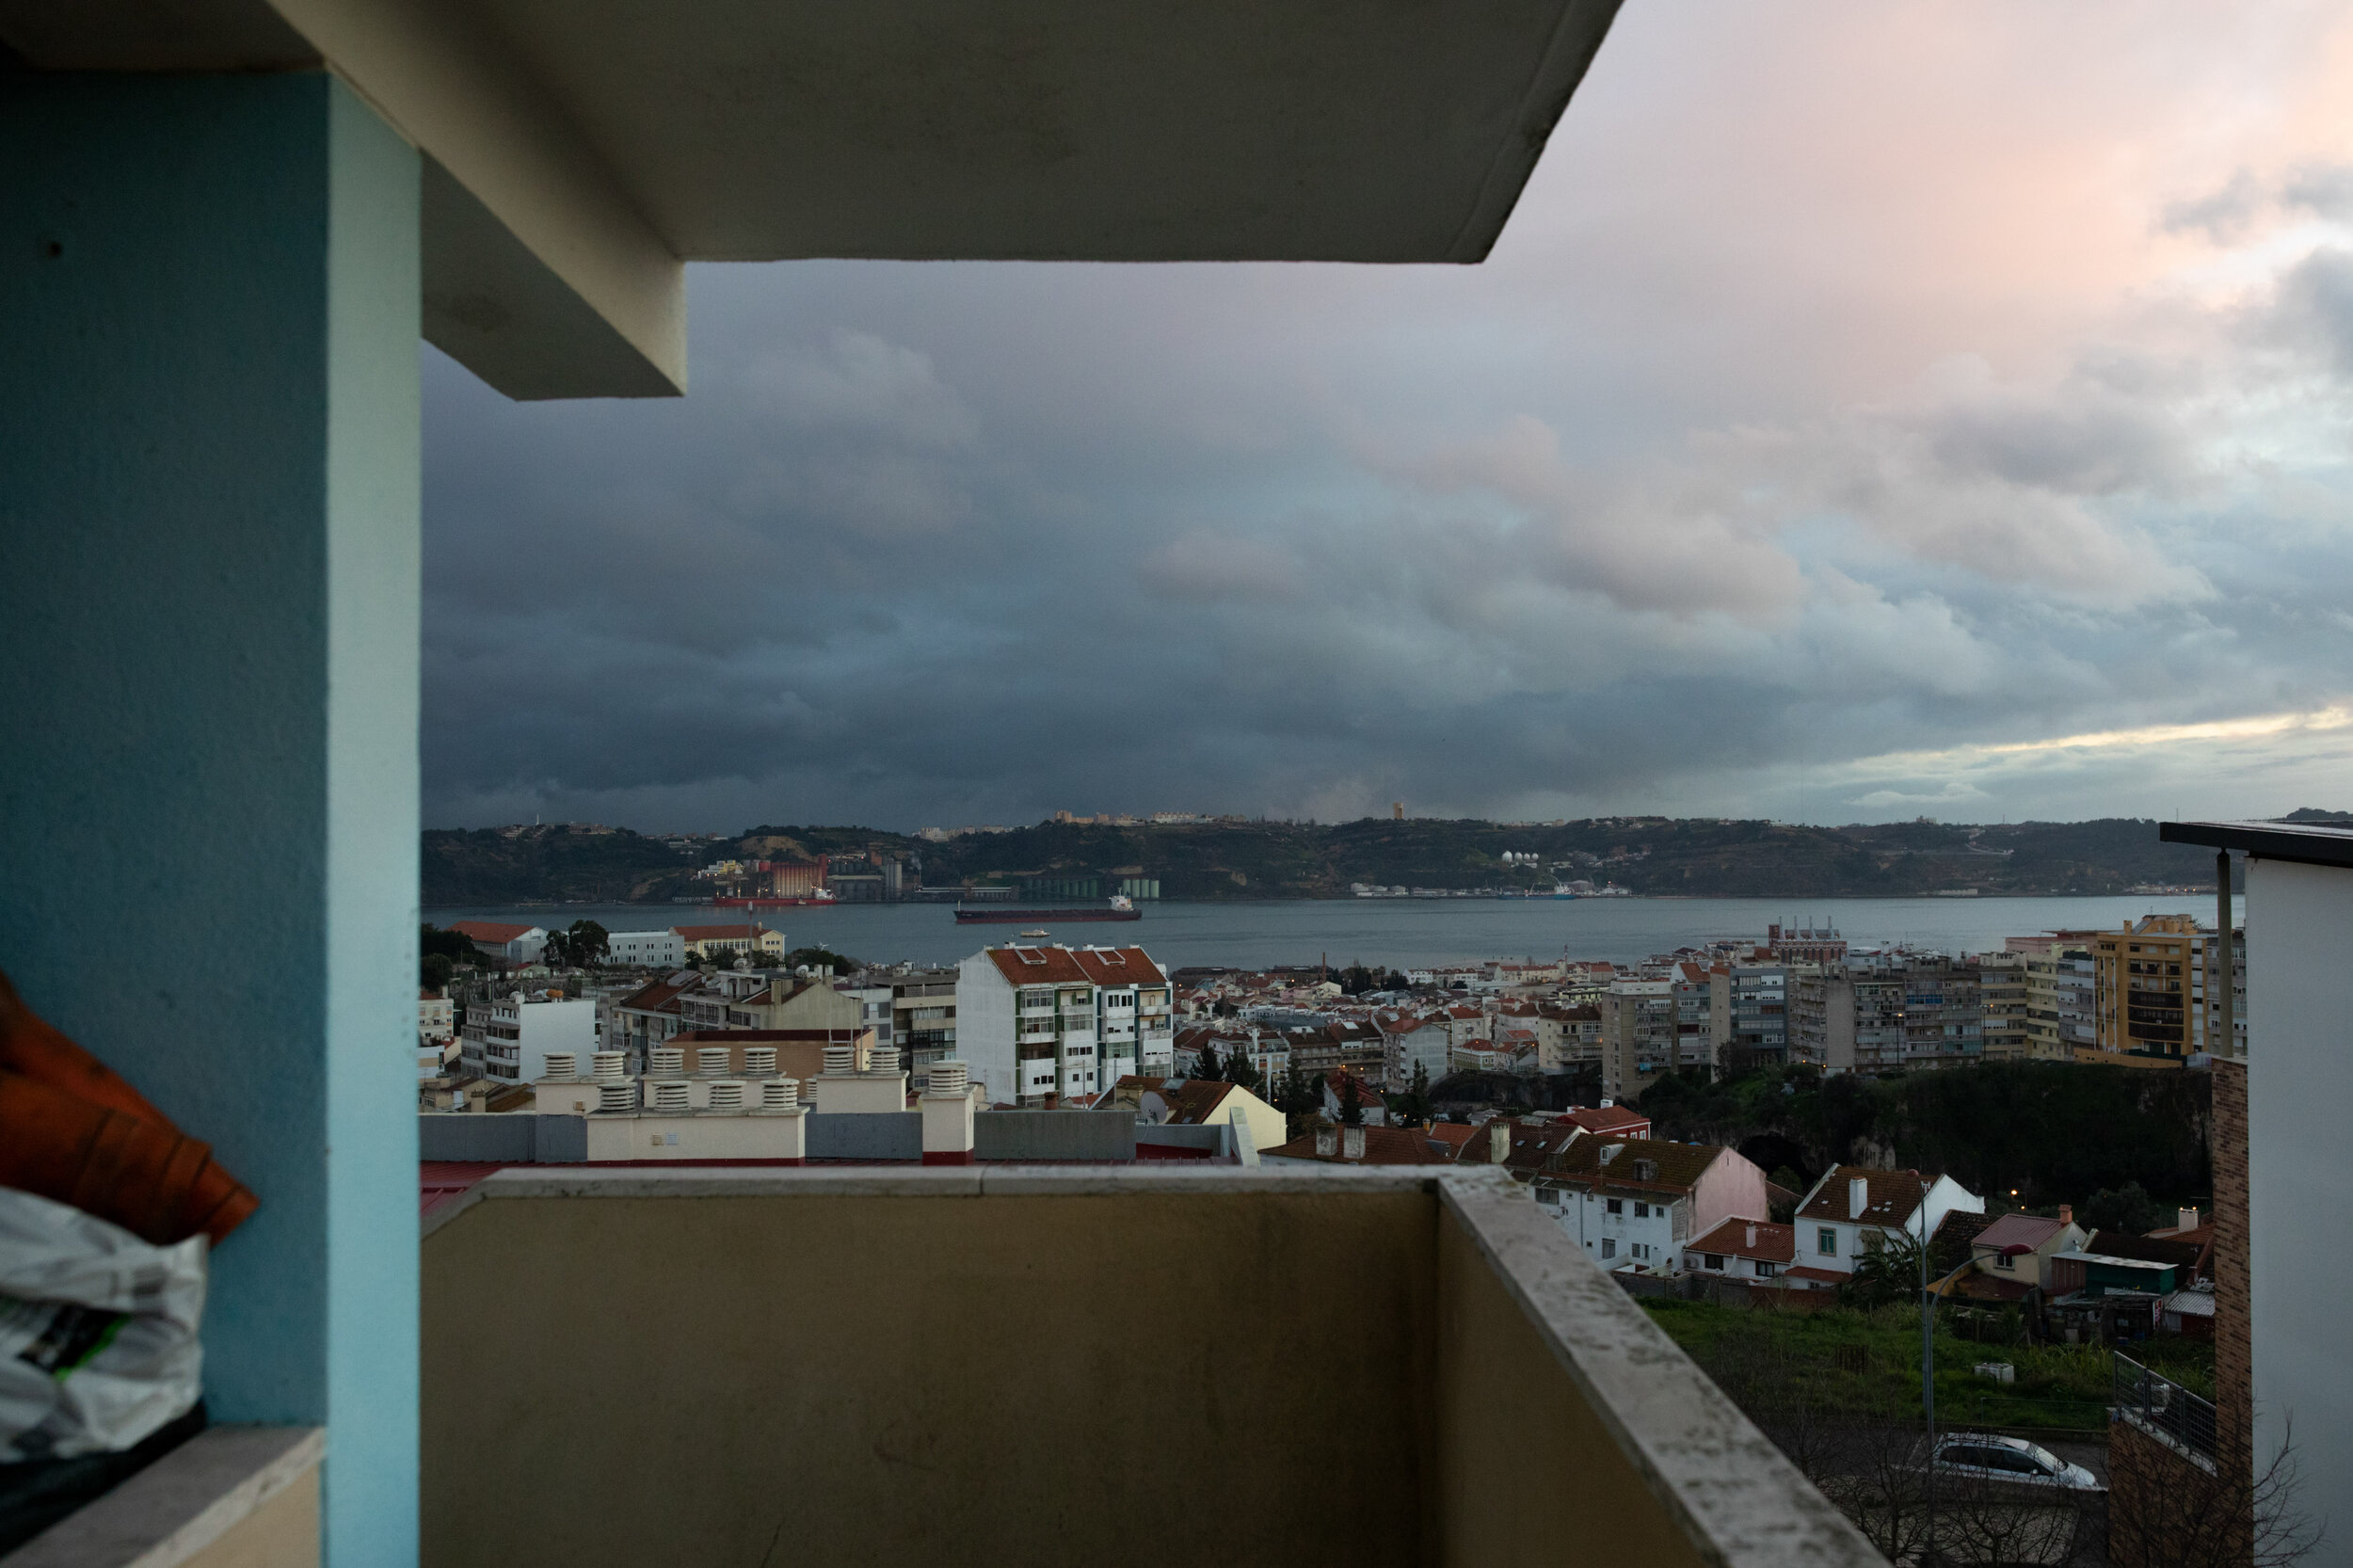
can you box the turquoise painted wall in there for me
[0,72,420,1567]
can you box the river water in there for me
[424,892,2236,971]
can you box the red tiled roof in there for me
[1561,1105,1650,1136]
[1425,1124,1480,1151]
[1543,1136,1725,1196]
[1796,1166,1936,1225]
[1973,1213,2068,1253]
[1263,1126,1453,1165]
[1069,946,1169,987]
[1160,1080,1236,1125]
[985,946,1093,985]
[451,920,536,943]
[1687,1218,1795,1263]
[1782,1265,1846,1286]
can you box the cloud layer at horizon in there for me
[423,2,2353,833]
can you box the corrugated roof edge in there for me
[2159,819,2353,870]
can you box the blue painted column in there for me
[0,72,420,1568]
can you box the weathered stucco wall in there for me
[424,1181,1437,1568]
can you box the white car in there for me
[1929,1432,2103,1493]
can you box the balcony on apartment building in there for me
[419,1164,1878,1568]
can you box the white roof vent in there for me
[650,1048,684,1075]
[649,1080,690,1112]
[760,1078,800,1110]
[928,1061,968,1097]
[596,1080,637,1113]
[744,1047,777,1074]
[868,1044,902,1076]
[823,1043,856,1074]
[542,1052,578,1080]
[592,1051,627,1082]
[706,1080,745,1112]
[697,1047,731,1075]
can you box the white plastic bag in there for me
[0,1186,206,1462]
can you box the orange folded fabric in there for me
[0,970,257,1245]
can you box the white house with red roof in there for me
[956,943,1172,1107]
[1683,1219,1797,1283]
[449,919,548,963]
[1789,1165,1984,1284]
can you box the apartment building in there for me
[1900,960,1982,1067]
[1668,962,1717,1072]
[1975,952,2029,1061]
[1788,968,1905,1073]
[1600,980,1676,1100]
[2012,938,2097,1061]
[459,990,596,1084]
[954,944,1173,1107]
[1710,962,1788,1067]
[603,927,685,968]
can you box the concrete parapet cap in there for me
[4,1425,325,1568]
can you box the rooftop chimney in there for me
[596,1081,637,1113]
[650,1047,684,1075]
[744,1047,777,1075]
[696,1048,730,1075]
[592,1051,626,1082]
[868,1044,902,1076]
[542,1052,577,1080]
[1316,1127,1337,1158]
[1849,1176,1869,1220]
[1343,1126,1367,1160]
[2057,1202,2074,1227]
[920,1058,977,1164]
[706,1080,745,1112]
[822,1043,856,1075]
[2176,1206,2200,1232]
[1490,1123,1510,1163]
[1746,1224,1758,1249]
[760,1079,799,1110]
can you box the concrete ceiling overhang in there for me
[2,0,1621,401]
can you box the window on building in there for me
[1600,1240,1616,1259]
[1704,1254,1724,1271]
[1993,1252,2013,1271]
[1817,1227,1837,1256]
[1606,1198,1623,1215]
[1756,1262,1778,1279]
[1634,1201,1650,1218]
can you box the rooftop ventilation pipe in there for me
[822,1043,855,1074]
[597,1081,637,1113]
[649,1080,689,1112]
[928,1062,968,1097]
[541,1052,577,1080]
[760,1079,799,1110]
[650,1048,684,1075]
[744,1047,777,1074]
[867,1044,901,1075]
[706,1080,744,1112]
[697,1048,730,1075]
[592,1051,627,1082]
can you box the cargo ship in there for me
[713,888,836,908]
[954,894,1141,925]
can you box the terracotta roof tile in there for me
[1687,1218,1796,1263]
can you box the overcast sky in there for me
[423,2,2353,834]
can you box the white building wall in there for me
[954,953,1019,1106]
[2248,857,2353,1546]
[605,928,683,967]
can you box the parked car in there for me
[1928,1432,2103,1493]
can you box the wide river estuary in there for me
[424,892,2238,971]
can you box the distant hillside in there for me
[422,812,2265,904]
[422,825,702,904]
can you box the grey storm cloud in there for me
[421,4,2353,832]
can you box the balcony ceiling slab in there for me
[1,0,1620,399]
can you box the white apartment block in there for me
[954,944,1174,1107]
[460,991,597,1083]
[604,927,685,968]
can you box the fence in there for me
[2113,1352,2216,1460]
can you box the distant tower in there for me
[1392,802,1404,821]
